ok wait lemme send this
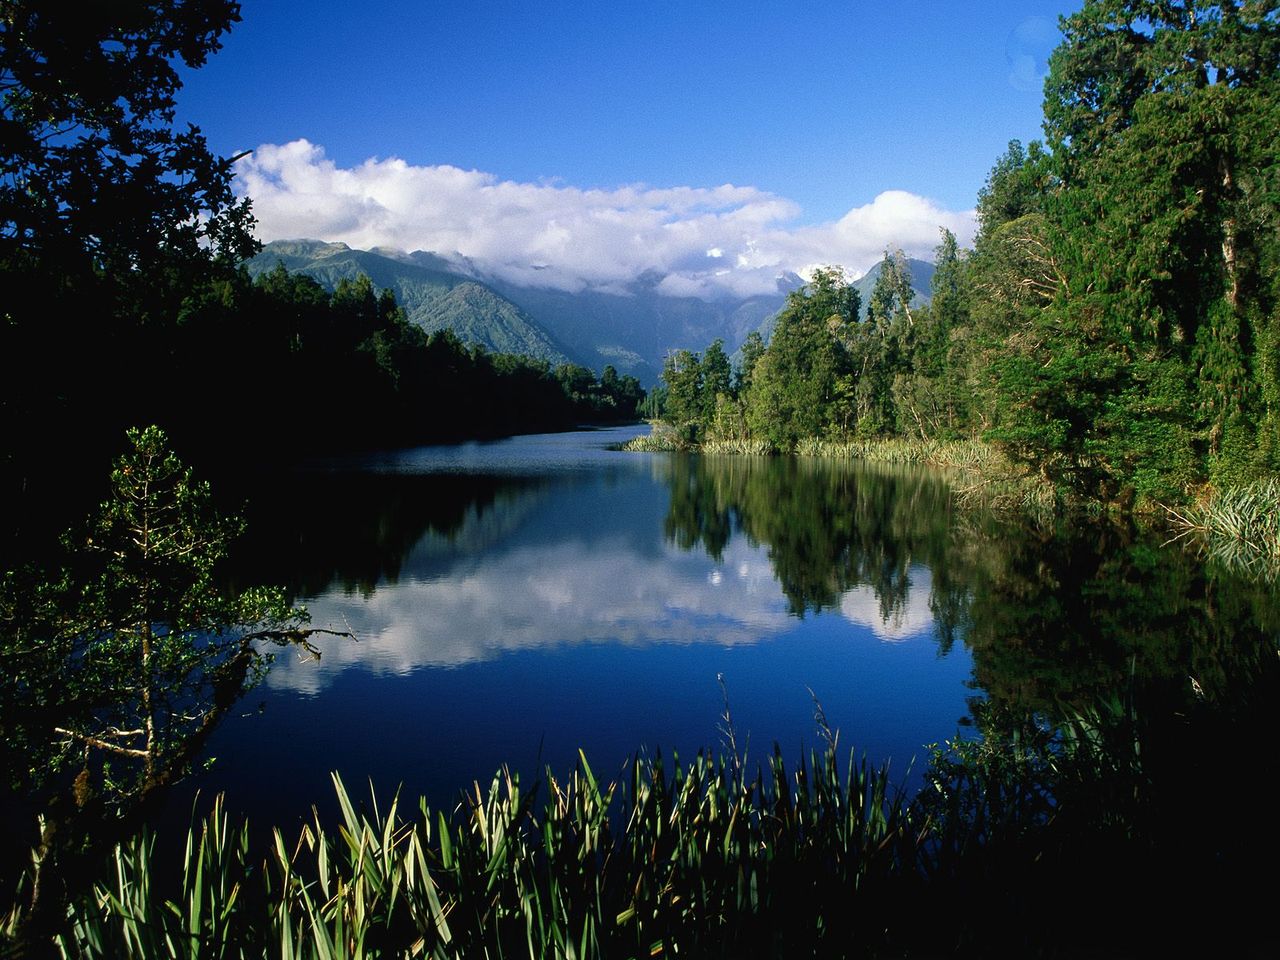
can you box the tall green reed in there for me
[1169,477,1280,580]
[49,742,918,959]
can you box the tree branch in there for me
[53,727,147,758]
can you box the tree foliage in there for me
[745,267,859,447]
[0,426,330,948]
[656,2,1279,508]
[0,0,255,274]
[0,428,314,806]
[1,0,265,518]
[1028,0,1280,496]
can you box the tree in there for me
[554,362,597,403]
[700,339,732,422]
[852,252,915,436]
[973,140,1050,247]
[0,426,335,947]
[597,365,644,419]
[662,349,704,443]
[0,0,255,274]
[891,231,973,439]
[601,364,620,394]
[746,267,859,447]
[1,1,260,510]
[963,145,1062,441]
[736,331,766,396]
[1024,0,1280,496]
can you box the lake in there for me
[181,425,1279,830]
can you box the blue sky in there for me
[176,0,1079,294]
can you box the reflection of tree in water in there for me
[226,472,545,599]
[957,515,1280,721]
[661,455,969,648]
[662,454,1280,727]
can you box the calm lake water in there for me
[180,426,1279,830]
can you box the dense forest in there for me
[654,4,1280,509]
[2,255,643,546]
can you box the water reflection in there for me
[956,516,1280,715]
[662,455,965,644]
[249,451,978,695]
[218,433,1280,764]
[841,567,936,642]
[230,472,548,598]
[186,432,1280,830]
[659,453,1279,721]
[269,533,794,693]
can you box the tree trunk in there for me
[1220,156,1240,315]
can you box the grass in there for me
[793,436,1061,516]
[1168,477,1280,581]
[792,436,995,468]
[614,423,688,453]
[44,745,919,958]
[620,426,1059,515]
[698,436,774,456]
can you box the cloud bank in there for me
[237,140,976,299]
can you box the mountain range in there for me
[246,240,934,383]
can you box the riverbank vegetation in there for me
[8,647,1278,958]
[642,3,1280,519]
[1170,476,1280,581]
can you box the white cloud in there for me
[237,140,976,299]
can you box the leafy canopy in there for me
[0,0,256,275]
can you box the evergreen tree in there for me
[852,252,915,436]
[893,231,973,439]
[1019,0,1280,497]
[973,140,1050,247]
[662,349,704,443]
[0,427,322,947]
[746,268,859,448]
[700,339,733,423]
[736,331,766,396]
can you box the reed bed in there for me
[1169,478,1280,581]
[793,436,1059,515]
[17,680,1278,958]
[621,428,1061,519]
[615,425,688,453]
[793,437,1001,470]
[699,436,774,456]
[48,746,920,959]
[624,430,1008,472]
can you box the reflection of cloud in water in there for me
[840,567,934,642]
[270,537,791,694]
